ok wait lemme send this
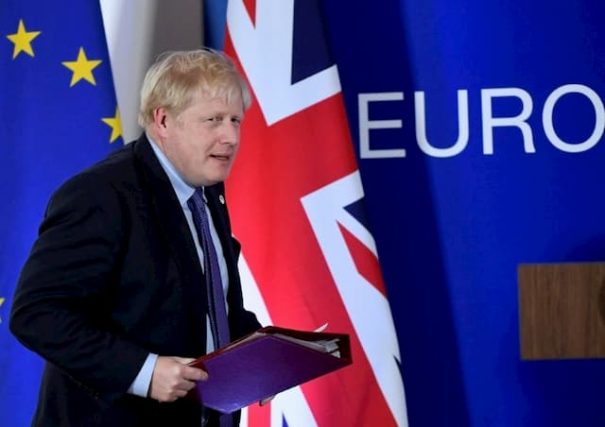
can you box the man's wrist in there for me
[127,353,158,397]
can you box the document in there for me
[188,326,352,413]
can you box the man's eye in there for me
[231,117,242,125]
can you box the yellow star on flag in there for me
[62,47,102,87]
[0,297,5,324]
[6,19,41,59]
[102,108,123,143]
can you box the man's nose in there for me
[219,122,239,144]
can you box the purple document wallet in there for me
[187,326,352,413]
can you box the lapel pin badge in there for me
[219,195,225,205]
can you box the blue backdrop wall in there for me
[217,0,605,425]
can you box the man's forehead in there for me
[187,91,244,113]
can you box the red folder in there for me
[188,326,352,413]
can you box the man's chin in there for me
[185,166,232,187]
[192,175,228,188]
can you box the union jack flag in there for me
[224,1,408,425]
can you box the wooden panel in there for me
[518,263,605,359]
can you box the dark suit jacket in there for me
[10,135,260,426]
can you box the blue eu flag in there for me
[0,1,120,424]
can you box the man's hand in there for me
[149,356,207,403]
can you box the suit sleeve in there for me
[10,173,148,403]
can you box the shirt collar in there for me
[147,134,196,207]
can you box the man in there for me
[10,49,261,426]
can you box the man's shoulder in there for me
[87,139,138,179]
[68,136,151,188]
[50,138,150,205]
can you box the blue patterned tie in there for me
[187,188,231,349]
[188,189,233,427]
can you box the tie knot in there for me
[188,188,206,211]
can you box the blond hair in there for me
[138,49,251,128]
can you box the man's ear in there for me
[152,107,170,137]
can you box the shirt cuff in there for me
[127,353,158,397]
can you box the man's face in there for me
[159,91,244,187]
